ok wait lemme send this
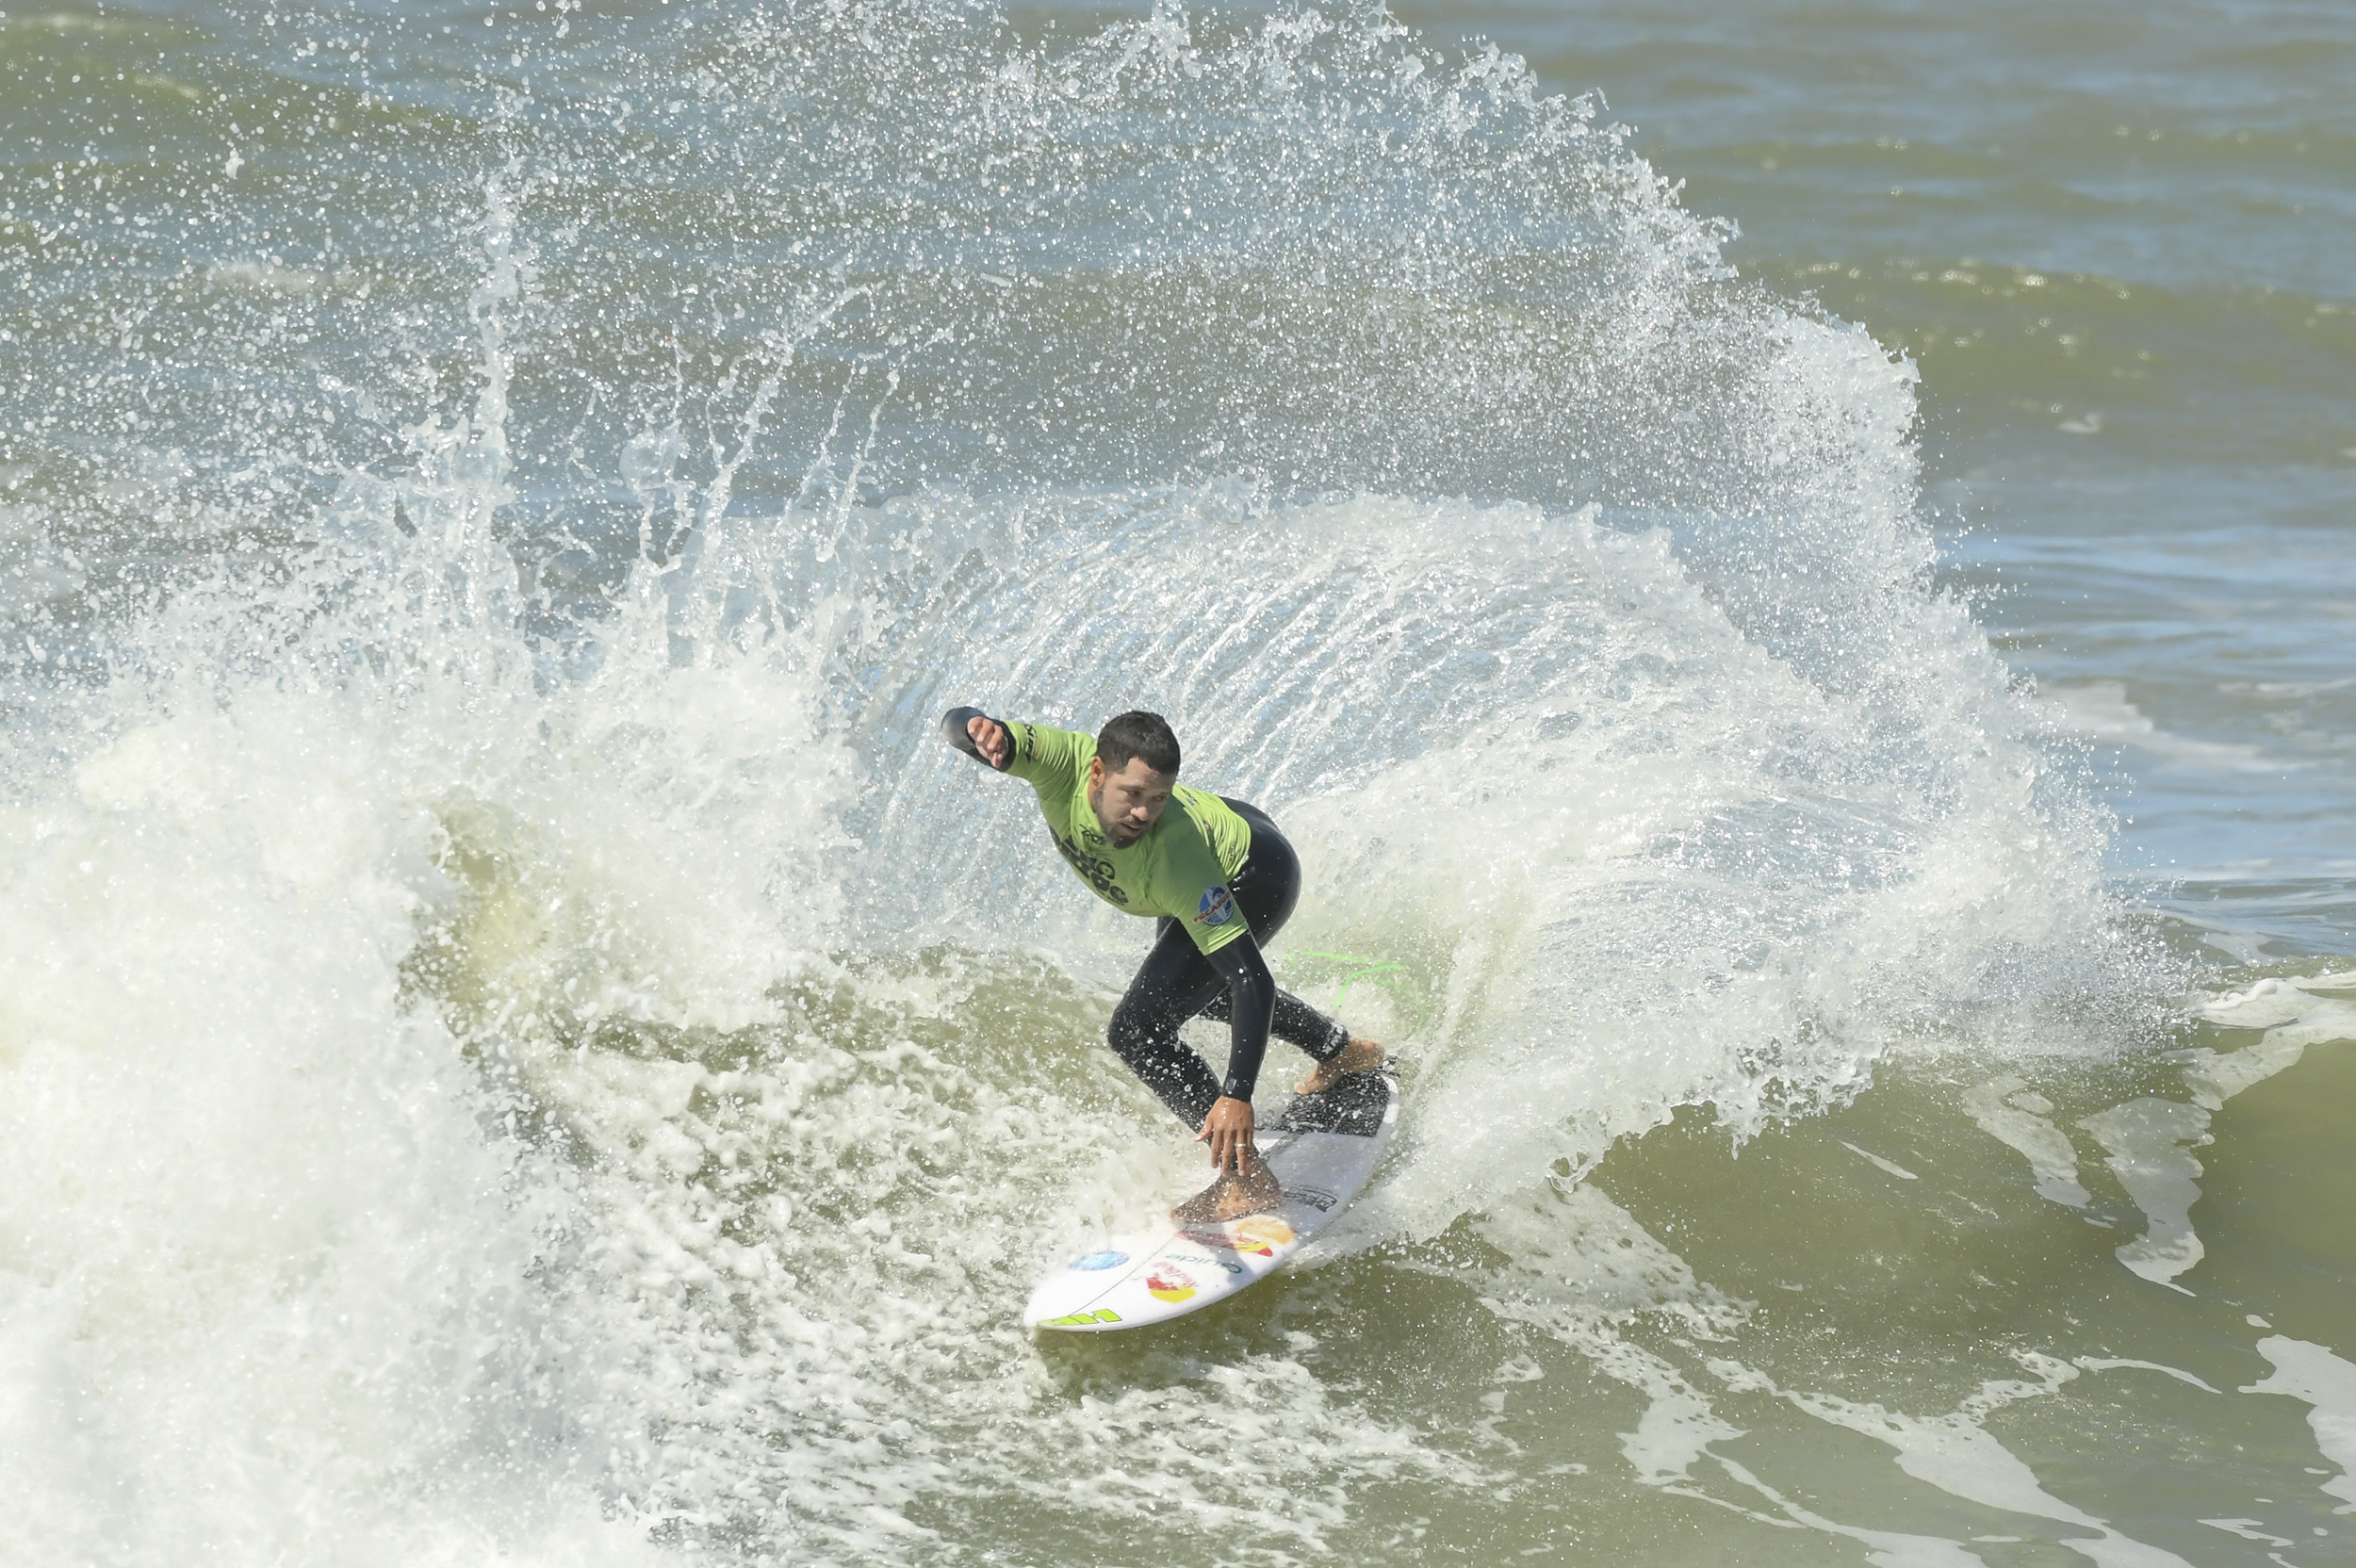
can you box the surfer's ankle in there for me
[1295,1037,1384,1094]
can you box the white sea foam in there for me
[1841,1140,1922,1180]
[2015,972,2356,1294]
[1470,1184,2204,1565]
[0,694,666,1565]
[2077,1099,2211,1289]
[1965,1076,2091,1206]
[2043,680,2277,774]
[1468,1184,1751,1495]
[2073,1357,2220,1394]
[1711,1357,2196,1568]
[2245,1338,2356,1515]
[2181,972,2356,1108]
[2200,1516,2296,1546]
[1706,1454,1992,1568]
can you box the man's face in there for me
[1088,754,1176,847]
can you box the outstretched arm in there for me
[941,706,1012,771]
[1195,933,1278,1173]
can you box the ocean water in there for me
[0,2,2349,1564]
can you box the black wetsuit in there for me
[944,709,1349,1128]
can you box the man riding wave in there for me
[942,707,1385,1221]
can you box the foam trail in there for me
[1472,1189,2037,1565]
[1466,1185,1755,1507]
[2077,1100,2212,1288]
[1966,1077,2091,1206]
[1707,1455,1990,1568]
[2245,1339,2356,1515]
[1711,1360,2197,1568]
[2181,972,2356,1108]
[2053,972,2356,1292]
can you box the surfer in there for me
[942,707,1384,1221]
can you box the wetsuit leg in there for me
[1105,921,1230,1129]
[1104,800,1351,1128]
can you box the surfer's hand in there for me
[967,714,1010,769]
[1197,1096,1257,1173]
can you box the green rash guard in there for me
[999,720,1255,956]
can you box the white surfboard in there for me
[1023,1069,1399,1332]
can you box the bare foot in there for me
[1171,1158,1283,1223]
[1296,1037,1385,1096]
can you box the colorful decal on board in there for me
[1177,1216,1296,1258]
[1234,1216,1295,1255]
[1070,1250,1129,1272]
[1145,1264,1198,1304]
[1041,1308,1124,1327]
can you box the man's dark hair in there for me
[1097,710,1181,776]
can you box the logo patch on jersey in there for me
[1195,886,1236,926]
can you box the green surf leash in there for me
[1281,950,1428,1039]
